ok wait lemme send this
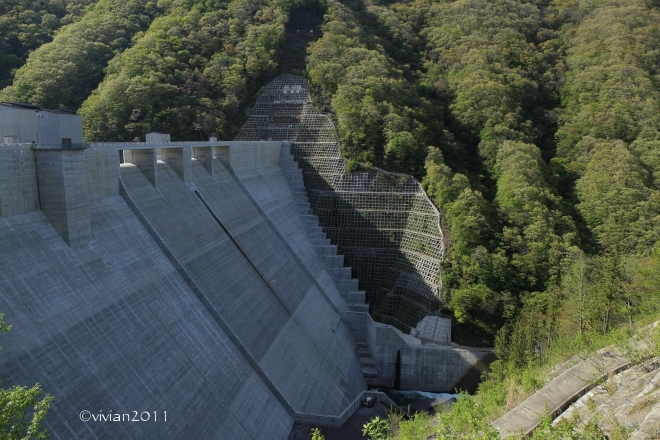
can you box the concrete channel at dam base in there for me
[0,90,492,438]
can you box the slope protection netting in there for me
[235,74,445,331]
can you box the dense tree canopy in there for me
[0,0,161,109]
[0,0,97,89]
[80,0,294,141]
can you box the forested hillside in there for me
[2,0,660,360]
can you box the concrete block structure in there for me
[33,145,91,247]
[411,315,452,345]
[146,131,171,143]
[36,109,83,146]
[0,102,39,143]
[0,91,492,439]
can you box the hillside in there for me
[2,0,660,357]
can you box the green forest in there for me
[2,0,660,390]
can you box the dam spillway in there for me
[0,77,491,439]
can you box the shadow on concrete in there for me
[452,351,497,394]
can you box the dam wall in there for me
[0,109,492,439]
[230,149,354,313]
[0,139,377,438]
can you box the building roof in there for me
[0,102,78,115]
[0,102,41,110]
[37,108,78,115]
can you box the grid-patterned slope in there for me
[235,74,445,332]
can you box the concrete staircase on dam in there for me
[279,145,379,381]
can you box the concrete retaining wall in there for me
[363,312,492,391]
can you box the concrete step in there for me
[358,347,371,356]
[336,278,359,291]
[300,214,318,225]
[360,357,376,368]
[306,225,323,235]
[361,366,379,379]
[348,303,369,313]
[342,291,366,304]
[319,254,343,268]
[308,231,326,240]
[313,242,335,253]
[328,266,352,280]
[298,207,313,215]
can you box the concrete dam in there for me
[0,75,491,438]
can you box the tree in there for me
[0,314,54,440]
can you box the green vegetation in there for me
[361,320,660,439]
[0,0,162,109]
[0,314,54,440]
[0,0,97,89]
[79,0,296,141]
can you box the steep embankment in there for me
[555,356,660,439]
[554,0,660,254]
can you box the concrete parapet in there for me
[228,141,281,172]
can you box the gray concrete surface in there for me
[0,145,39,217]
[120,159,366,416]
[34,148,91,247]
[233,160,350,313]
[0,197,292,439]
